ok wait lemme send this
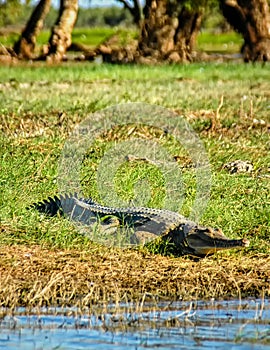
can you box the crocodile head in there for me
[185,226,250,257]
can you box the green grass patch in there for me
[197,31,243,53]
[0,31,20,46]
[71,27,138,48]
[0,62,269,257]
[72,27,116,47]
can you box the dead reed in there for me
[0,244,269,309]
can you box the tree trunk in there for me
[174,7,203,62]
[137,0,203,63]
[220,0,270,62]
[46,0,78,62]
[13,0,51,59]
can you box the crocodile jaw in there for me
[186,227,250,256]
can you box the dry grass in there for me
[0,244,269,309]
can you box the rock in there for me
[223,160,254,174]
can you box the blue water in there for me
[0,299,269,349]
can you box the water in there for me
[0,299,269,349]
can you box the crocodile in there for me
[30,194,250,257]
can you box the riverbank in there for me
[0,244,269,308]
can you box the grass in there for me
[0,245,269,308]
[197,31,243,53]
[0,61,269,307]
[0,26,242,54]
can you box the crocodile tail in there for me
[29,195,64,216]
[29,193,81,216]
[29,193,98,218]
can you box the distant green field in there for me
[0,27,242,53]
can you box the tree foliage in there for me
[76,6,133,27]
[0,0,25,27]
[115,0,143,25]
